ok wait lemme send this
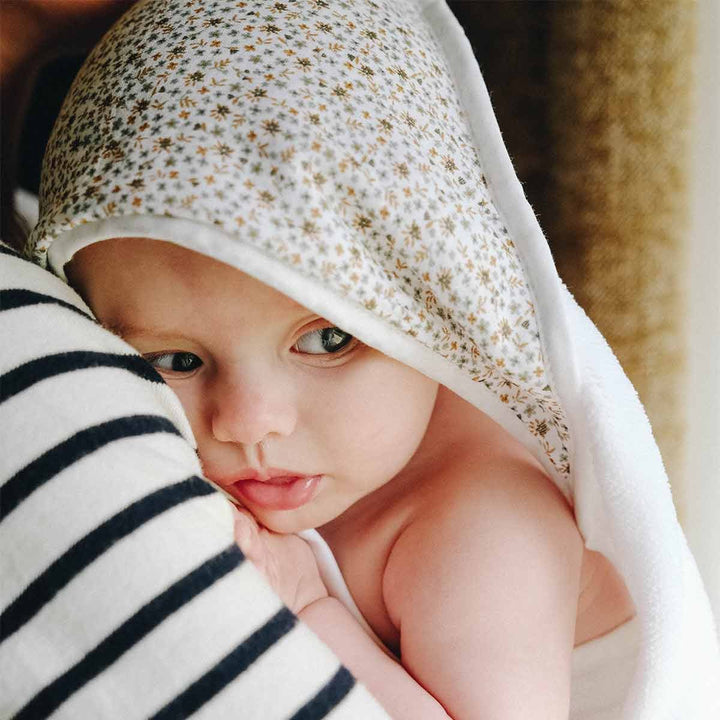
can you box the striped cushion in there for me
[0,244,387,719]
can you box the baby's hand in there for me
[232,507,328,614]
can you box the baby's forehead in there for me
[71,236,316,329]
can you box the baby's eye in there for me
[294,327,354,355]
[145,352,203,374]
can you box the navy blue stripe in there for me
[0,476,215,645]
[0,351,163,404]
[289,667,356,720]
[0,415,182,522]
[12,545,244,720]
[0,288,95,322]
[0,244,21,258]
[150,608,298,720]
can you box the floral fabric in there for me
[29,0,570,484]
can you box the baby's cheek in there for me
[330,356,437,475]
[376,375,437,461]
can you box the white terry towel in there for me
[18,0,720,716]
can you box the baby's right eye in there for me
[145,352,203,374]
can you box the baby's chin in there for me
[253,511,321,536]
[244,501,332,536]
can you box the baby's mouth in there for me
[210,468,323,511]
[233,475,322,511]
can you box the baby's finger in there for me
[232,506,259,548]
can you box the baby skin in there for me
[68,237,636,720]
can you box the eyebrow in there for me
[101,308,325,341]
[102,319,181,341]
[104,310,328,342]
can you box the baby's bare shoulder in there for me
[416,433,574,532]
[381,446,584,716]
[406,386,575,529]
[386,441,582,604]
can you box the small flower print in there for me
[29,0,571,485]
[353,214,373,232]
[443,155,457,172]
[153,137,173,152]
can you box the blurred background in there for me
[3,0,718,626]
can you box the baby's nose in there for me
[210,367,297,445]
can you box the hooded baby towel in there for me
[20,0,720,716]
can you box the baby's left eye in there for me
[294,327,354,355]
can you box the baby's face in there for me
[68,238,439,533]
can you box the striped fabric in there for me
[0,244,388,719]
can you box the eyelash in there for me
[143,351,202,375]
[143,326,357,375]
[292,326,356,356]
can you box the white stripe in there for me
[0,432,202,607]
[0,307,127,370]
[327,683,390,719]
[1,495,237,715]
[61,561,286,719]
[198,621,344,720]
[0,369,190,481]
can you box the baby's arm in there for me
[233,509,450,719]
[383,454,584,719]
[299,598,450,718]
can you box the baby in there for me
[66,236,636,719]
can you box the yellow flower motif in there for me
[442,155,457,172]
[301,220,319,237]
[353,214,372,232]
[262,119,281,135]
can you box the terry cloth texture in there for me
[12,0,720,717]
[0,243,388,719]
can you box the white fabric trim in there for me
[49,214,571,499]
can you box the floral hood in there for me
[29,0,572,494]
